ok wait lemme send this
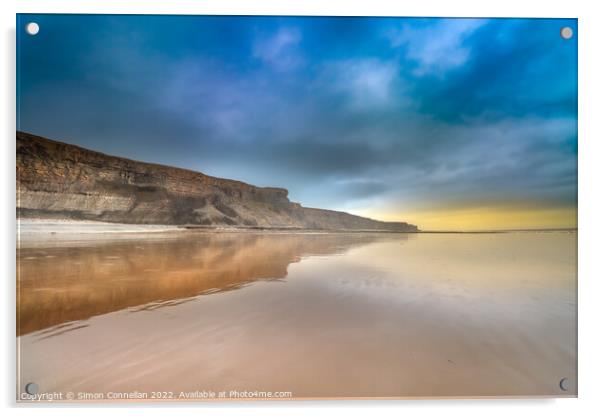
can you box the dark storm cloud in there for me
[17,14,577,218]
[398,19,578,123]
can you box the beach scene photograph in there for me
[16,15,577,400]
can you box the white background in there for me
[2,0,601,414]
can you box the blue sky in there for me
[17,15,577,230]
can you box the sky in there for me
[17,15,577,231]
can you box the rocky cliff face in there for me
[16,131,418,232]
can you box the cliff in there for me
[16,131,418,232]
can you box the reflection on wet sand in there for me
[17,231,576,399]
[17,232,400,335]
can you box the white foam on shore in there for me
[18,219,182,234]
[16,219,186,247]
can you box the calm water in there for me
[17,231,576,399]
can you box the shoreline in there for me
[16,218,577,238]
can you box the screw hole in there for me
[25,382,39,395]
[559,377,570,391]
[25,22,39,36]
[560,27,573,40]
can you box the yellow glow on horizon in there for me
[362,206,577,231]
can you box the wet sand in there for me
[17,231,576,399]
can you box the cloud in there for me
[388,19,488,77]
[319,58,402,110]
[368,116,577,212]
[17,15,577,229]
[252,27,303,71]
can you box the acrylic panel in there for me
[16,14,577,401]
